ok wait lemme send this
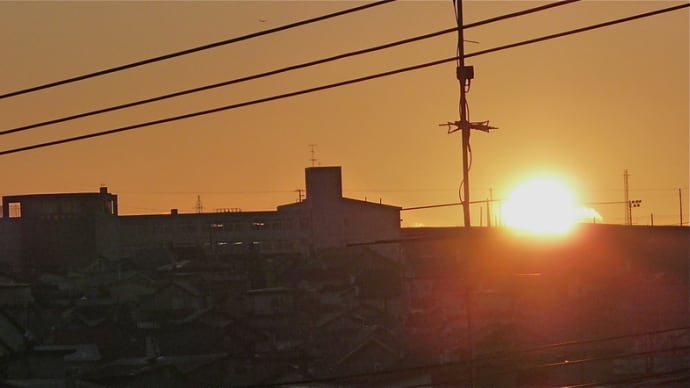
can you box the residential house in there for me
[134,281,206,323]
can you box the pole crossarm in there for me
[439,120,498,134]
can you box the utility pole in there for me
[467,285,475,388]
[679,188,684,226]
[624,169,630,225]
[439,0,496,227]
[458,0,471,229]
[195,195,203,214]
[487,188,493,227]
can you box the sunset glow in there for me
[502,177,579,235]
[0,1,686,227]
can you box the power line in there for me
[0,3,686,157]
[0,56,454,156]
[463,2,689,60]
[250,326,689,387]
[0,0,583,137]
[562,367,690,388]
[367,345,690,388]
[462,0,581,30]
[413,352,690,388]
[402,198,501,211]
[0,0,396,100]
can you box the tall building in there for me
[0,167,402,270]
[1,187,119,270]
[278,166,401,258]
[119,166,401,260]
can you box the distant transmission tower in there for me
[624,169,630,225]
[195,195,204,214]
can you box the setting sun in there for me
[501,177,579,235]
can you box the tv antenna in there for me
[308,144,318,167]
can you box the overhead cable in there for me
[463,2,689,60]
[263,345,690,387]
[411,347,690,388]
[250,326,689,387]
[561,367,690,388]
[0,56,455,156]
[0,0,583,137]
[0,2,687,157]
[0,0,396,100]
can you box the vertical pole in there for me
[487,188,493,227]
[466,286,475,388]
[650,213,654,226]
[679,188,683,226]
[623,169,630,225]
[496,203,501,227]
[457,0,471,228]
[462,132,471,227]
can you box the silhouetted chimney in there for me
[99,187,108,194]
[170,209,178,215]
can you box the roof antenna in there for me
[308,144,318,167]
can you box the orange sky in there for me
[0,1,687,227]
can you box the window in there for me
[105,200,115,215]
[7,202,21,218]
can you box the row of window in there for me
[125,217,312,234]
[213,220,295,231]
[121,238,297,253]
[213,240,296,253]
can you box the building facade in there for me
[0,167,402,270]
[119,166,401,259]
[1,187,119,270]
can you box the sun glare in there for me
[501,177,579,235]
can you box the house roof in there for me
[0,308,30,343]
[0,272,30,287]
[155,281,203,297]
[336,337,402,367]
[246,287,295,295]
[1,378,105,388]
[34,344,101,362]
[277,197,401,212]
[341,197,402,210]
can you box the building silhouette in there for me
[0,166,401,270]
[0,167,687,386]
[1,187,119,270]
